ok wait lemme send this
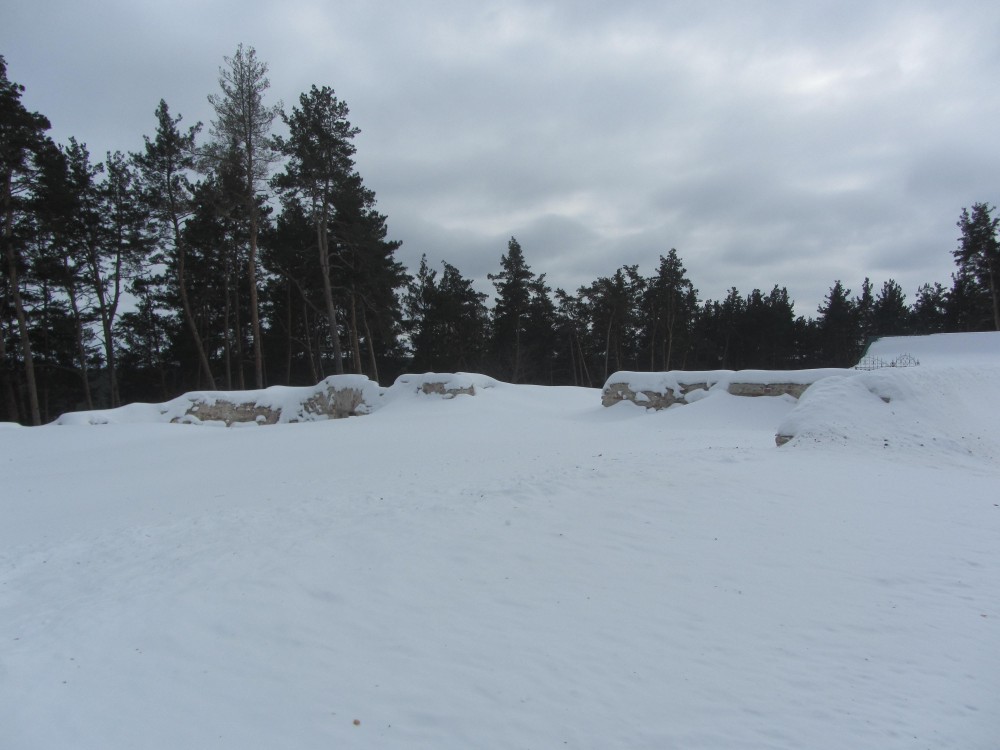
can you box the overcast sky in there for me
[3,1,999,314]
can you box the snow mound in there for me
[54,375,382,426]
[52,373,502,426]
[603,368,844,409]
[387,372,500,399]
[776,364,1000,462]
[862,331,1000,366]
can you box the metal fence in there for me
[854,353,920,371]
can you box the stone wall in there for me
[172,373,491,426]
[174,376,380,426]
[601,369,843,410]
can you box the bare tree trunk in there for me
[234,273,245,390]
[301,299,319,383]
[349,292,363,374]
[603,318,612,383]
[665,317,675,371]
[0,323,20,421]
[84,245,119,407]
[568,332,578,387]
[649,314,658,371]
[2,172,40,424]
[362,305,379,381]
[988,260,1000,331]
[176,240,215,389]
[512,315,522,384]
[64,270,94,410]
[579,336,592,388]
[248,211,263,388]
[317,218,344,374]
[284,278,293,384]
[223,253,232,390]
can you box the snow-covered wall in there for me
[601,369,845,409]
[52,373,499,427]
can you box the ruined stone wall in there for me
[601,370,842,410]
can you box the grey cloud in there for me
[3,1,998,315]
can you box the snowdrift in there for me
[776,345,1000,461]
[52,372,500,427]
[601,368,845,409]
[3,333,999,750]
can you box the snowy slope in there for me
[2,335,999,749]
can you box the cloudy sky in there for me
[4,1,999,313]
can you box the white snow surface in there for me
[864,331,1000,365]
[50,373,496,427]
[604,368,845,400]
[3,334,1000,749]
[52,374,382,426]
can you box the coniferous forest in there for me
[2,49,999,424]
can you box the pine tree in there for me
[817,280,859,367]
[910,282,947,334]
[99,150,150,404]
[329,174,408,380]
[643,249,697,370]
[488,237,534,383]
[1,55,53,424]
[954,203,1000,330]
[871,279,909,338]
[581,266,644,381]
[31,138,99,410]
[273,85,358,375]
[208,44,281,387]
[134,100,215,388]
[405,255,488,373]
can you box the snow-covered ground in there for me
[2,334,999,749]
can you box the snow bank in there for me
[387,372,500,400]
[54,374,382,426]
[602,368,844,409]
[52,372,497,427]
[863,331,1000,366]
[776,332,1000,450]
[4,337,1000,749]
[776,364,1000,460]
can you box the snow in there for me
[3,334,1000,749]
[52,374,383,426]
[605,367,846,399]
[864,331,1000,365]
[51,373,496,427]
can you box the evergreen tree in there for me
[116,274,173,403]
[580,266,644,381]
[329,173,408,381]
[871,279,909,338]
[692,287,744,369]
[207,44,281,387]
[1,55,53,424]
[816,280,860,366]
[405,255,489,373]
[521,272,558,384]
[855,277,874,347]
[272,85,358,375]
[553,288,593,387]
[643,249,697,370]
[272,85,405,381]
[910,282,947,334]
[954,203,1000,330]
[134,100,215,387]
[488,237,534,383]
[182,165,251,390]
[100,150,151,404]
[260,199,327,382]
[31,138,99,410]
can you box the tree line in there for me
[3,50,999,424]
